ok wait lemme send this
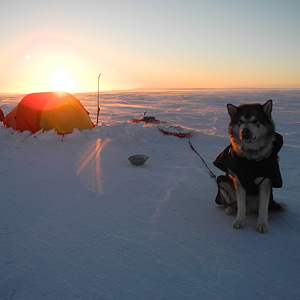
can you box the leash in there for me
[188,136,217,184]
[188,136,237,207]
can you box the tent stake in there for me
[97,73,102,126]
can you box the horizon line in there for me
[1,86,300,95]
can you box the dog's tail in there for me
[269,200,288,212]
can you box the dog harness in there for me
[213,133,283,195]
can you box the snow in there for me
[0,89,300,300]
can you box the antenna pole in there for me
[97,73,102,126]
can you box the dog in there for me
[213,100,283,233]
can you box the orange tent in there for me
[0,108,4,121]
[4,92,94,134]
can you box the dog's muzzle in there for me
[241,128,253,140]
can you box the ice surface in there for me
[0,89,299,299]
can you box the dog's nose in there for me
[241,128,250,139]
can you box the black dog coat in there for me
[213,133,283,195]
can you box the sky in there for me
[1,0,300,93]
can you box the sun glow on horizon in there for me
[1,1,299,93]
[50,69,74,92]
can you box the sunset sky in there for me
[1,0,300,93]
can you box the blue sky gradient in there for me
[1,0,299,92]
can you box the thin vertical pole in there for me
[97,73,102,126]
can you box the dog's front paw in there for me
[233,219,245,229]
[256,223,269,234]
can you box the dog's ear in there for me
[263,99,272,117]
[227,104,237,117]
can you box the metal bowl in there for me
[128,154,149,166]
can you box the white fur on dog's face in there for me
[231,115,268,144]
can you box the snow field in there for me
[0,89,299,299]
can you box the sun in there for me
[50,69,74,92]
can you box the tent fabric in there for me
[0,108,4,121]
[4,92,94,134]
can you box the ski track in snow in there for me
[0,89,300,300]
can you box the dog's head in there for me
[227,100,275,152]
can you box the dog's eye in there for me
[237,120,244,125]
[252,119,260,125]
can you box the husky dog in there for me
[213,100,283,233]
